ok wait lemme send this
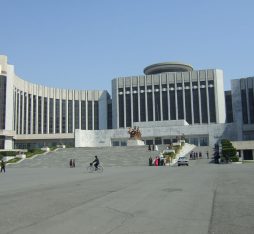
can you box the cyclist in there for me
[90,155,100,170]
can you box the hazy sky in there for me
[1,0,254,92]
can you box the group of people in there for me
[148,144,158,151]
[189,151,209,160]
[149,155,165,166]
[1,160,6,173]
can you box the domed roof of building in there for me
[144,62,193,75]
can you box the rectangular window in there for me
[0,76,6,130]
[17,93,20,133]
[125,87,131,127]
[248,88,254,124]
[20,92,23,133]
[140,86,146,122]
[38,96,42,133]
[118,88,124,127]
[177,84,184,120]
[154,85,161,121]
[33,95,37,134]
[200,81,208,123]
[241,89,248,124]
[88,101,93,130]
[0,136,5,149]
[162,84,168,120]
[94,101,99,130]
[81,100,86,130]
[107,101,112,129]
[43,97,47,134]
[55,99,60,133]
[200,137,208,146]
[68,100,73,133]
[132,87,138,123]
[75,100,79,129]
[49,98,54,133]
[225,91,233,123]
[192,82,200,123]
[23,93,27,134]
[184,83,192,124]
[62,100,66,133]
[208,81,216,123]
[169,84,176,120]
[13,91,16,131]
[147,85,153,121]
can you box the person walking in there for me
[69,159,73,168]
[1,160,6,173]
[149,156,153,166]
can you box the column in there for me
[152,75,155,121]
[167,74,170,120]
[198,71,202,124]
[137,76,140,122]
[159,74,163,120]
[130,78,133,127]
[206,71,210,124]
[123,78,126,128]
[190,73,194,125]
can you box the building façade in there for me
[0,55,254,150]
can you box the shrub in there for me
[0,151,17,156]
[7,158,21,163]
[221,139,237,162]
[26,149,45,158]
[230,156,239,162]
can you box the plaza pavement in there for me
[1,148,254,234]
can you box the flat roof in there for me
[144,62,193,75]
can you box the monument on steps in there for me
[127,126,145,146]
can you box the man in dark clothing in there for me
[91,155,99,170]
[1,160,6,173]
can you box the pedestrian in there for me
[1,160,6,173]
[149,156,153,166]
[73,159,75,168]
[148,145,151,151]
[152,144,155,151]
[155,156,159,167]
[207,151,209,159]
[155,145,158,151]
[69,159,73,168]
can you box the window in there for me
[81,100,86,130]
[0,76,6,130]
[62,100,66,133]
[68,100,73,132]
[75,100,79,130]
[55,99,60,133]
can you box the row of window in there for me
[13,91,99,134]
[118,84,214,94]
[111,136,209,147]
[0,76,6,130]
[118,82,216,127]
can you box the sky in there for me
[1,0,254,93]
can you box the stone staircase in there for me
[170,143,196,165]
[10,143,196,168]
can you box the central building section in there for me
[112,62,225,129]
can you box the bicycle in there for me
[86,164,103,173]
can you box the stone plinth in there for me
[127,139,145,146]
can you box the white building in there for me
[1,55,254,157]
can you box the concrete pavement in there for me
[1,158,254,234]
